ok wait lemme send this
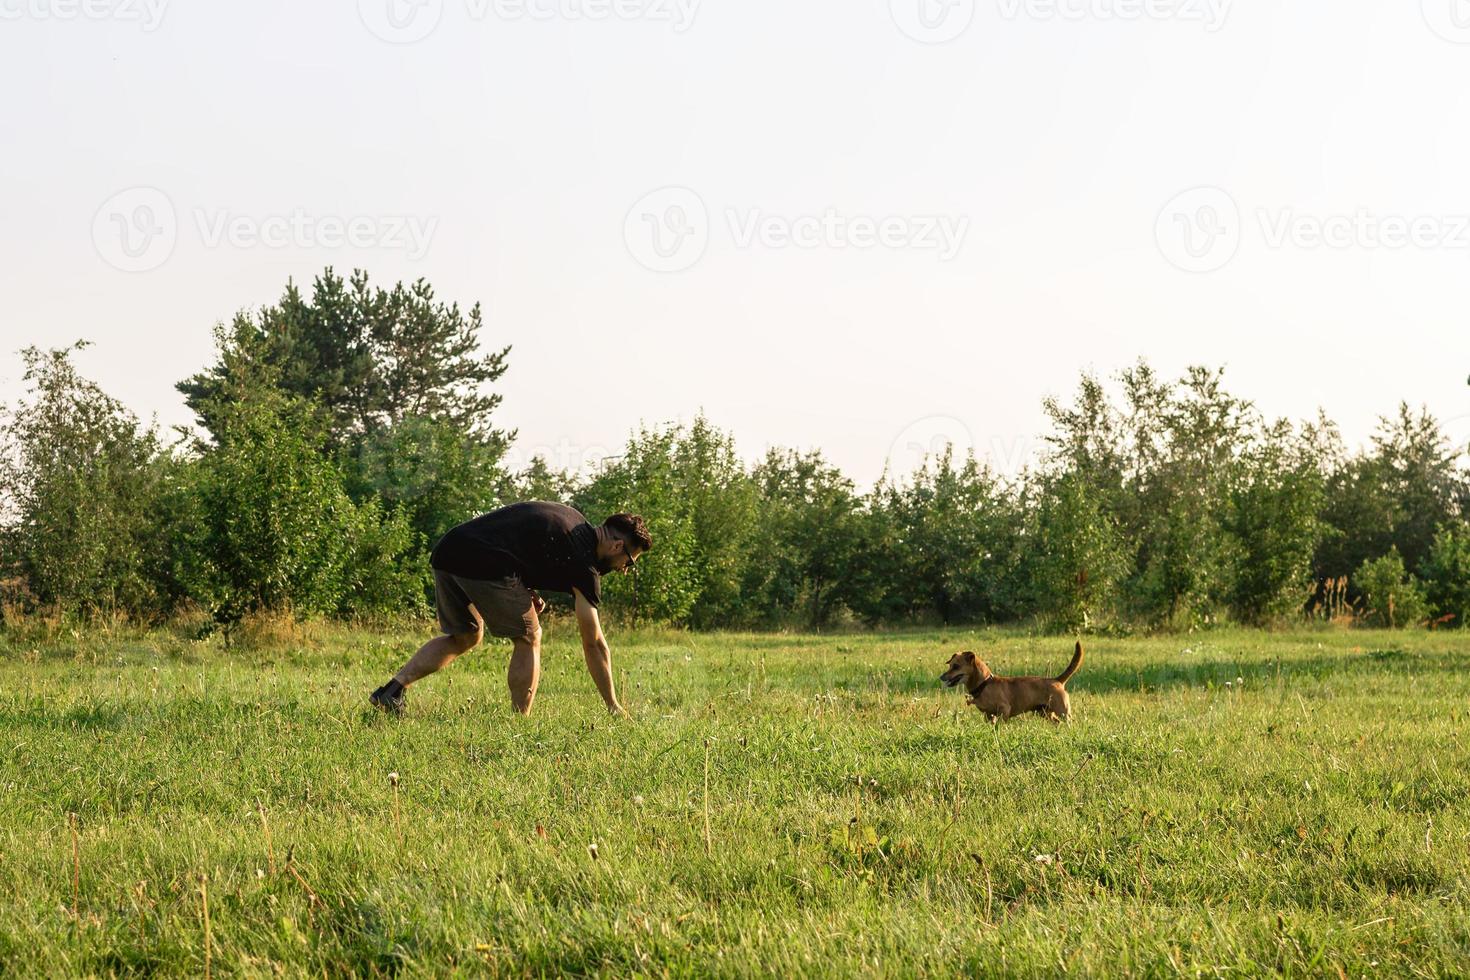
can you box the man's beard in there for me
[594,555,617,575]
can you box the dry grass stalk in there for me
[258,799,277,875]
[199,874,211,980]
[68,812,79,918]
[702,739,712,857]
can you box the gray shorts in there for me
[432,569,539,643]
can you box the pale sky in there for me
[3,0,1469,488]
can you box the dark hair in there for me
[604,513,652,553]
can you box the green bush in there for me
[334,496,424,619]
[344,413,510,549]
[1418,524,1470,628]
[175,397,421,625]
[745,449,863,627]
[1353,548,1429,629]
[8,328,1467,636]
[1316,405,1465,582]
[1021,471,1130,630]
[573,424,702,626]
[0,344,175,619]
[1223,422,1324,624]
[865,448,1025,625]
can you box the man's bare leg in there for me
[507,626,542,715]
[395,631,480,687]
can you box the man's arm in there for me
[573,588,623,715]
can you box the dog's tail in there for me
[1056,641,1083,684]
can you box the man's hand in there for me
[573,588,621,713]
[530,591,546,616]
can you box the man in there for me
[370,502,651,717]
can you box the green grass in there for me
[1,622,1468,977]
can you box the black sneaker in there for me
[370,683,407,716]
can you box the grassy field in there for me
[1,621,1468,977]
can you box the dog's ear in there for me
[963,651,977,664]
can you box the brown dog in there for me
[940,642,1083,722]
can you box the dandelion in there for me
[1236,676,1244,685]
[633,795,645,806]
[587,842,599,860]
[387,773,403,848]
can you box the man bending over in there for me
[370,502,651,717]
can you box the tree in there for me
[1418,523,1470,628]
[745,449,863,627]
[179,269,514,547]
[871,447,1025,624]
[1041,370,1127,504]
[1020,470,1130,629]
[1124,366,1253,624]
[668,417,761,626]
[1368,404,1465,572]
[842,496,908,626]
[1039,362,1251,625]
[174,393,420,625]
[572,417,762,627]
[1223,420,1324,623]
[1315,405,1466,589]
[574,425,702,626]
[1315,455,1397,583]
[507,455,579,505]
[179,268,511,451]
[345,414,510,549]
[0,343,174,618]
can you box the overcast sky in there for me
[3,0,1468,488]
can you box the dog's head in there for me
[940,651,990,689]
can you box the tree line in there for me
[2,269,1467,632]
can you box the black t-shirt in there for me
[430,501,602,607]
